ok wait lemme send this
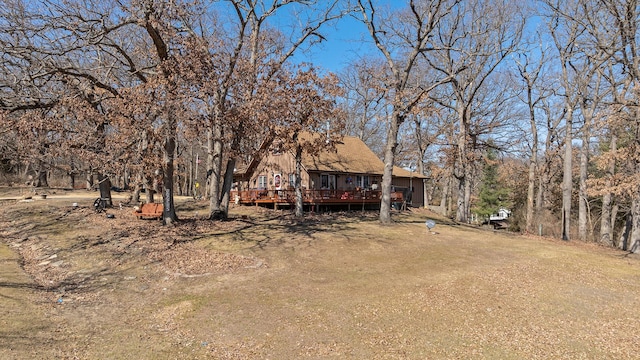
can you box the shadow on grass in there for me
[0,281,45,292]
[0,323,68,354]
[225,211,379,250]
[172,209,380,251]
[390,208,458,226]
[1,202,456,296]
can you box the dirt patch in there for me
[1,189,640,359]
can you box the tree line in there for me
[1,0,639,253]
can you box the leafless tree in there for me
[543,0,585,240]
[178,0,347,219]
[581,0,640,251]
[512,36,556,233]
[339,59,387,144]
[357,0,459,224]
[0,0,151,204]
[428,0,524,223]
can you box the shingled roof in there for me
[236,133,426,179]
[302,135,425,178]
[301,136,385,174]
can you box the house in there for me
[489,208,511,221]
[232,134,427,210]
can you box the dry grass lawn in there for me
[0,187,639,359]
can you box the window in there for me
[289,173,296,186]
[321,174,336,189]
[321,174,329,188]
[355,175,370,188]
[258,175,267,190]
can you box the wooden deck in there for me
[232,189,404,209]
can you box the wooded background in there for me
[1,0,639,251]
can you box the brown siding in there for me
[391,177,425,208]
[250,151,311,190]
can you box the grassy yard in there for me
[0,188,639,359]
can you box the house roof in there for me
[301,136,385,174]
[235,133,427,179]
[391,165,425,179]
[301,135,426,179]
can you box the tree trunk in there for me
[618,212,632,250]
[464,169,472,222]
[97,174,112,207]
[525,105,538,233]
[536,170,544,216]
[208,118,224,219]
[629,196,640,253]
[145,175,154,204]
[456,175,465,222]
[204,128,212,200]
[540,127,556,215]
[132,183,142,204]
[295,144,304,217]
[447,179,454,216]
[600,135,617,246]
[379,112,402,224]
[561,106,574,241]
[174,170,181,197]
[600,191,613,246]
[423,179,429,208]
[36,165,48,188]
[189,144,194,197]
[578,118,590,241]
[611,203,619,244]
[123,166,130,190]
[455,103,469,223]
[162,130,178,225]
[85,171,92,190]
[219,157,236,219]
[440,173,449,216]
[414,118,429,208]
[526,158,536,233]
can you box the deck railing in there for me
[232,189,403,204]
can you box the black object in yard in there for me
[94,197,108,213]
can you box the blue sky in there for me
[296,15,375,73]
[290,2,544,74]
[213,1,403,74]
[287,1,404,74]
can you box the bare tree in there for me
[177,0,347,219]
[428,0,524,223]
[596,61,629,247]
[580,0,640,251]
[0,0,146,203]
[357,0,458,224]
[513,46,552,233]
[409,109,443,208]
[339,59,387,143]
[543,0,586,240]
